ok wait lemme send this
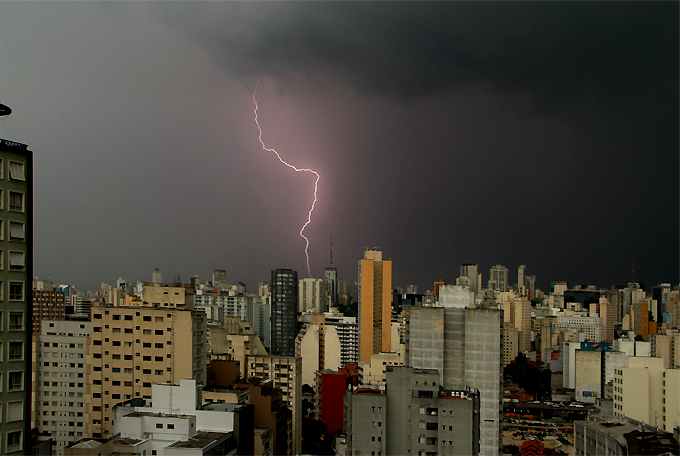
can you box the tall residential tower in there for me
[0,125,32,454]
[270,269,298,356]
[358,249,392,363]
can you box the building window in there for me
[8,222,23,241]
[8,371,23,391]
[8,162,25,181]
[8,192,23,212]
[7,430,22,452]
[7,401,22,422]
[8,312,22,331]
[8,283,23,301]
[8,341,22,361]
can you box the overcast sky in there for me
[0,2,677,293]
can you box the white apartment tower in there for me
[33,319,90,454]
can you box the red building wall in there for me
[320,372,347,435]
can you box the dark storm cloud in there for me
[0,2,676,292]
[152,2,677,108]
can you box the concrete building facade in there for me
[298,278,327,313]
[344,367,481,455]
[33,319,90,454]
[0,137,32,454]
[406,305,502,455]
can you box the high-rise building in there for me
[517,265,526,293]
[270,269,298,357]
[295,313,342,387]
[248,355,302,455]
[489,265,509,292]
[298,278,327,313]
[212,269,227,287]
[32,286,66,334]
[325,237,338,307]
[358,249,392,363]
[0,132,32,454]
[33,319,90,454]
[459,263,479,294]
[86,300,207,438]
[406,304,502,455]
[344,366,481,455]
[337,279,352,306]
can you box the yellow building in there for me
[86,301,206,438]
[500,294,531,352]
[358,249,392,363]
[502,321,519,367]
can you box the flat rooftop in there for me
[165,431,230,449]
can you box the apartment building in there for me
[248,354,301,455]
[295,313,342,387]
[406,305,502,455]
[0,136,32,453]
[86,301,206,438]
[555,313,605,343]
[613,356,680,432]
[344,366,481,455]
[33,319,90,454]
[32,283,65,334]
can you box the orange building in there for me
[358,249,392,363]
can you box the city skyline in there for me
[0,2,677,293]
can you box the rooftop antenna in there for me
[330,235,334,266]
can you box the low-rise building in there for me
[574,415,679,456]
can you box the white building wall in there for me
[35,320,91,455]
[438,285,474,308]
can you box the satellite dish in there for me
[0,104,11,117]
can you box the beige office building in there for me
[295,313,342,387]
[613,356,680,431]
[500,295,532,352]
[86,300,206,438]
[358,249,392,363]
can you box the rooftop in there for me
[165,431,231,449]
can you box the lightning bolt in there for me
[252,80,319,278]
